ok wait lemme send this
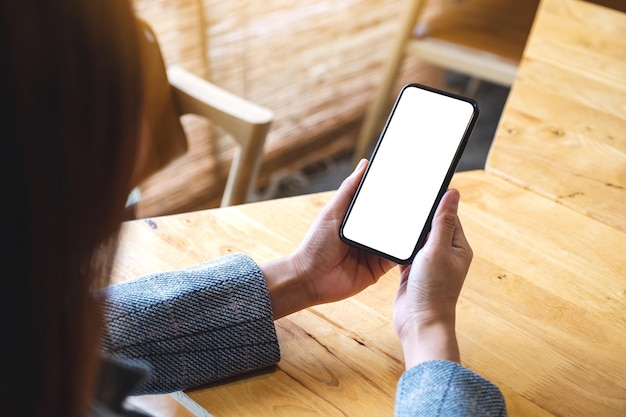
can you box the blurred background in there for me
[132,0,517,217]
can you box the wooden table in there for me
[113,0,626,415]
[487,0,626,230]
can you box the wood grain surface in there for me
[113,168,625,416]
[486,0,626,231]
[112,0,626,415]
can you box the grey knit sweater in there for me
[99,253,280,394]
[97,253,507,416]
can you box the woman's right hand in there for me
[393,189,473,369]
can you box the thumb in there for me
[329,158,367,213]
[424,189,460,251]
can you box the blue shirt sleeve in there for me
[395,360,507,417]
[98,253,281,395]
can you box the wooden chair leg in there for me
[353,0,428,166]
[220,122,271,207]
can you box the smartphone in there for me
[340,83,479,264]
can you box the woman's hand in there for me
[261,159,396,319]
[393,189,473,368]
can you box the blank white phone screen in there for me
[342,85,476,262]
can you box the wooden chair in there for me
[353,0,540,163]
[129,19,274,218]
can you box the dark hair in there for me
[1,1,143,415]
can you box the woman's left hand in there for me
[261,159,396,319]
[290,159,396,305]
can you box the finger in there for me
[451,213,470,250]
[424,189,460,251]
[396,265,410,297]
[398,264,410,285]
[450,215,473,267]
[328,159,368,213]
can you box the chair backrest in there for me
[417,0,540,61]
[353,0,541,163]
[411,0,541,86]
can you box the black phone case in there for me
[339,83,479,264]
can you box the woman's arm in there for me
[98,253,280,395]
[393,190,507,416]
[99,159,396,394]
[395,360,507,417]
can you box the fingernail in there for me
[353,158,366,174]
[448,189,460,210]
